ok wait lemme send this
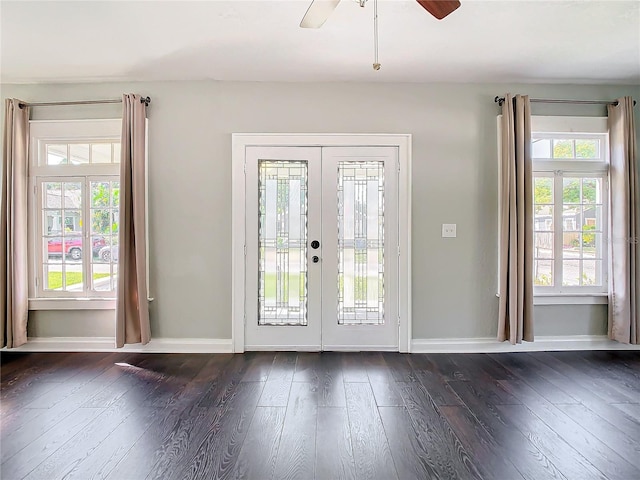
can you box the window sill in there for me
[533,294,608,306]
[28,298,116,310]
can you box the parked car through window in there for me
[47,235,106,260]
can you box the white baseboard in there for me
[5,336,638,354]
[411,335,640,353]
[2,337,233,353]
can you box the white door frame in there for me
[232,134,412,353]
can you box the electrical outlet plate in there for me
[442,224,457,238]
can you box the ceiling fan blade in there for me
[300,0,341,28]
[416,0,461,20]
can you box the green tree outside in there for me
[552,139,597,159]
[91,182,119,240]
[535,177,597,205]
[553,140,573,158]
[563,178,597,204]
[534,177,553,204]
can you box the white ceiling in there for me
[1,0,639,84]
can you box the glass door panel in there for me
[337,161,385,325]
[321,147,399,350]
[245,147,322,350]
[258,161,308,325]
[244,145,398,351]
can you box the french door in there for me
[244,145,399,351]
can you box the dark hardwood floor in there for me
[1,350,640,480]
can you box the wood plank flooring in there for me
[1,350,640,480]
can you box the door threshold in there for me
[321,345,399,352]
[244,345,399,352]
[244,345,322,352]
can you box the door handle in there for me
[311,240,320,249]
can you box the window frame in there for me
[531,116,609,299]
[28,120,121,309]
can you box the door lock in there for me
[312,255,320,263]
[311,240,320,249]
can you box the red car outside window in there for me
[47,236,106,260]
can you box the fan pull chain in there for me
[373,0,380,70]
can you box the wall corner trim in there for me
[411,335,640,353]
[1,337,233,353]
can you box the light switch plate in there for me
[442,224,457,238]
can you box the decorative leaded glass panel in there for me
[337,161,384,325]
[258,161,308,325]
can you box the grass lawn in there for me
[263,273,303,300]
[262,273,382,301]
[48,272,111,290]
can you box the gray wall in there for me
[27,310,115,338]
[534,305,608,336]
[2,81,639,340]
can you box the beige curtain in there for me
[1,99,30,348]
[498,94,534,344]
[116,94,150,347]
[608,96,639,344]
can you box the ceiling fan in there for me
[300,0,461,28]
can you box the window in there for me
[531,116,608,297]
[29,120,121,305]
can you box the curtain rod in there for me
[18,96,151,109]
[494,96,617,107]
[494,96,636,107]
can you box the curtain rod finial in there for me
[140,96,151,106]
[494,96,505,107]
